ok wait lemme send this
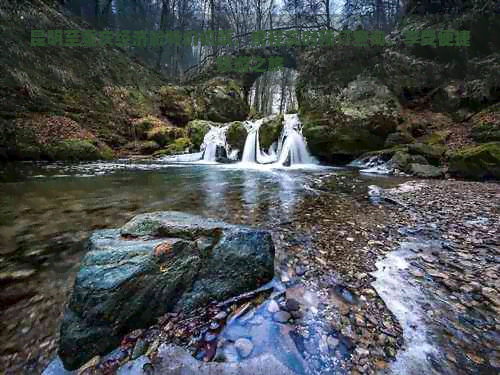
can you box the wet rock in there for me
[267,300,280,313]
[290,310,304,320]
[214,311,228,321]
[155,343,296,374]
[59,211,275,370]
[41,356,74,375]
[116,355,151,375]
[273,311,291,323]
[327,336,339,350]
[234,338,253,358]
[131,339,147,360]
[408,163,444,178]
[205,333,218,342]
[283,298,300,312]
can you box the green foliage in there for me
[44,139,102,161]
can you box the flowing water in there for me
[163,113,316,168]
[240,114,316,167]
[2,157,468,375]
[200,124,231,162]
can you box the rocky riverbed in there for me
[2,168,500,375]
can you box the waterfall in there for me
[239,114,315,167]
[249,69,298,115]
[275,114,314,166]
[200,125,230,162]
[241,119,262,163]
[241,116,280,164]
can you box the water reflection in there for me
[0,162,322,262]
[202,167,228,214]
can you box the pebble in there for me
[295,265,306,276]
[273,311,291,323]
[131,339,147,360]
[327,336,339,350]
[284,298,301,312]
[209,321,221,331]
[213,311,228,321]
[204,332,218,342]
[234,338,253,358]
[355,347,369,357]
[267,300,280,313]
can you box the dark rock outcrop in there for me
[58,212,275,370]
[300,78,401,163]
[448,142,500,180]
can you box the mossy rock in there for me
[106,87,155,118]
[153,138,192,157]
[123,140,160,155]
[186,120,213,151]
[302,122,386,163]
[423,130,452,145]
[408,163,444,178]
[43,139,110,161]
[169,137,192,153]
[389,150,429,172]
[131,116,165,139]
[146,125,186,147]
[299,78,401,162]
[471,103,500,143]
[407,143,447,165]
[226,121,247,152]
[157,85,197,126]
[259,115,284,151]
[448,142,500,180]
[384,131,415,147]
[197,78,249,123]
[338,78,401,137]
[357,146,409,163]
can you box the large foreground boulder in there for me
[58,212,275,370]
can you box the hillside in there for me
[0,0,252,162]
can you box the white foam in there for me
[372,243,440,375]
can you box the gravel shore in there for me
[2,172,499,375]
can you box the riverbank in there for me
[1,166,499,374]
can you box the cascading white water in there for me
[241,120,262,163]
[200,125,230,161]
[275,114,314,166]
[240,113,315,166]
[241,116,278,164]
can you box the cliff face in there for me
[295,0,500,178]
